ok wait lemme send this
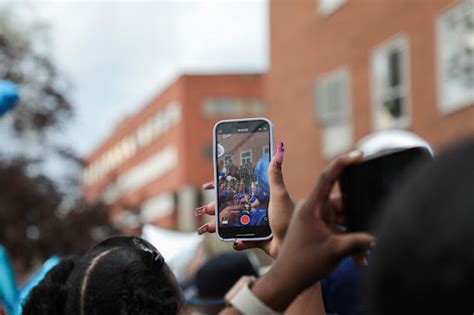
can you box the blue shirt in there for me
[320,257,362,315]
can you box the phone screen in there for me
[340,147,432,232]
[214,119,272,239]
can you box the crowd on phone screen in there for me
[7,136,474,315]
[218,160,269,225]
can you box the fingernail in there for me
[195,206,207,216]
[197,224,209,235]
[275,141,284,165]
[370,240,377,249]
[335,224,348,232]
[233,241,238,249]
[348,150,363,159]
[363,257,369,266]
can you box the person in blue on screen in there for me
[218,154,270,227]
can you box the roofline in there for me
[83,71,265,163]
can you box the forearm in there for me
[250,265,302,312]
[285,282,325,315]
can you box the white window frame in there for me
[370,35,411,131]
[318,0,348,16]
[436,0,474,114]
[240,149,252,166]
[224,155,233,167]
[314,66,353,158]
[262,145,270,156]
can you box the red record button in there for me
[240,214,250,225]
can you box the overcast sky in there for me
[9,0,268,157]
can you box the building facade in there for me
[83,0,474,229]
[265,0,474,200]
[219,132,269,168]
[83,74,265,230]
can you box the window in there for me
[224,155,233,167]
[318,0,347,16]
[371,36,410,130]
[314,67,352,158]
[263,145,270,156]
[136,119,154,148]
[240,150,252,166]
[201,98,266,118]
[437,0,474,113]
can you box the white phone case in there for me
[213,117,274,242]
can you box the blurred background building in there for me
[267,0,474,199]
[83,0,473,230]
[83,74,265,231]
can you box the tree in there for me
[0,8,72,139]
[0,7,118,278]
[0,158,117,277]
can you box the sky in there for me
[7,0,268,158]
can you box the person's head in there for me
[186,252,258,314]
[23,236,184,315]
[251,182,257,193]
[365,138,474,314]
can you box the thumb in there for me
[268,141,286,193]
[333,233,375,258]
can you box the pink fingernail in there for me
[195,206,207,216]
[275,141,284,165]
[197,224,209,235]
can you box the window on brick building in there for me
[437,0,474,113]
[314,67,352,158]
[371,36,410,130]
[201,98,266,118]
[240,149,252,166]
[318,0,347,16]
[224,155,233,167]
[262,145,270,156]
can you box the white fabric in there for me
[230,282,282,315]
[141,224,202,281]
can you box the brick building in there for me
[266,0,474,200]
[218,132,270,168]
[83,0,473,230]
[83,74,265,230]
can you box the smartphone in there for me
[340,147,432,232]
[213,118,274,241]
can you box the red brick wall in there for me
[265,0,474,200]
[83,74,265,223]
[84,76,187,203]
[182,74,264,186]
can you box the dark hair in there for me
[364,138,474,314]
[196,252,258,299]
[23,236,183,314]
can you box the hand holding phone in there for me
[213,118,274,241]
[198,139,293,258]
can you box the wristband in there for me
[226,276,283,315]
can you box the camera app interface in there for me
[216,122,270,228]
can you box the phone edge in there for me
[213,117,274,242]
